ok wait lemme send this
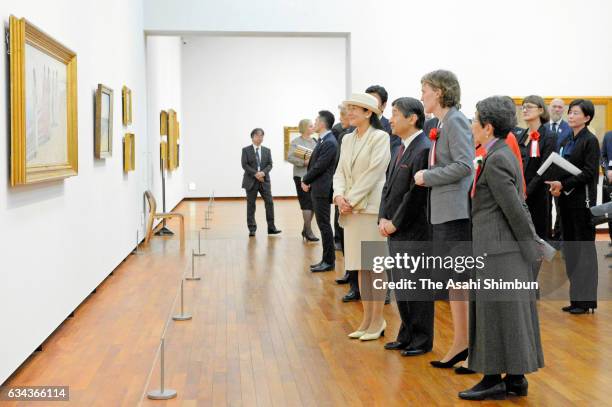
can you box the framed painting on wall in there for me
[283,126,300,161]
[122,86,132,126]
[95,84,113,159]
[511,96,612,142]
[123,133,135,172]
[9,15,78,186]
[167,109,179,170]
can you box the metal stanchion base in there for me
[155,226,175,236]
[193,252,206,257]
[172,313,192,321]
[147,389,177,400]
[185,276,201,281]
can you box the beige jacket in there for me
[333,126,391,216]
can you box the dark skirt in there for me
[293,176,313,210]
[526,185,549,240]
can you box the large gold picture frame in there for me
[122,86,132,126]
[167,109,179,170]
[94,84,113,159]
[283,126,300,161]
[511,96,612,142]
[123,133,135,172]
[9,15,78,186]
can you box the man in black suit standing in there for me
[241,128,282,237]
[378,97,434,356]
[302,111,338,272]
[366,85,401,152]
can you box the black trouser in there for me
[334,206,342,243]
[559,204,598,309]
[388,239,434,350]
[246,181,275,232]
[312,197,335,264]
[603,179,612,241]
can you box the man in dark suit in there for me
[241,128,281,236]
[302,111,338,272]
[378,97,434,356]
[548,98,572,242]
[366,85,401,152]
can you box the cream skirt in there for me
[342,213,386,271]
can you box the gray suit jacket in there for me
[424,107,474,224]
[471,140,539,262]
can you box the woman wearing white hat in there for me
[333,93,391,340]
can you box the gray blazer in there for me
[423,107,474,224]
[287,136,317,178]
[471,140,539,262]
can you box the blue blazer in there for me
[549,120,572,151]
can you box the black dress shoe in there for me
[459,382,506,401]
[249,231,256,237]
[335,272,350,284]
[384,341,408,350]
[342,290,360,302]
[310,261,323,269]
[430,348,468,368]
[384,290,391,305]
[569,307,595,314]
[605,252,612,258]
[562,304,574,312]
[401,347,430,357]
[503,375,528,396]
[311,262,335,272]
[455,366,476,375]
[268,228,282,235]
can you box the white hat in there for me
[343,93,381,115]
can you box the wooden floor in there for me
[3,199,612,406]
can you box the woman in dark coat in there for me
[515,95,556,239]
[460,96,544,401]
[546,99,600,314]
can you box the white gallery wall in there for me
[147,0,612,190]
[181,35,347,197]
[146,36,184,211]
[0,2,185,384]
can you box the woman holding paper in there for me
[288,119,319,242]
[459,95,544,401]
[546,99,600,314]
[516,95,556,239]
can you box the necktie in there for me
[552,122,558,134]
[256,147,261,170]
[395,144,405,166]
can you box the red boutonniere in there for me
[428,128,439,166]
[529,130,540,158]
[470,151,488,198]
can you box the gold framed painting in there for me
[283,126,300,161]
[160,141,168,170]
[160,110,168,135]
[167,109,179,170]
[9,15,78,186]
[123,133,135,172]
[511,96,612,142]
[95,84,113,159]
[122,86,132,126]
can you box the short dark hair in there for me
[475,96,517,139]
[318,110,335,130]
[523,95,550,123]
[569,99,595,126]
[392,97,425,130]
[365,85,388,105]
[250,128,264,138]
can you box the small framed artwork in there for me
[95,84,113,158]
[283,126,300,161]
[167,109,179,170]
[160,110,168,135]
[122,86,132,126]
[123,133,135,172]
[9,15,78,186]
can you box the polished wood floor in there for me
[3,199,612,406]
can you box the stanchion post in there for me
[186,249,201,281]
[146,338,177,400]
[172,280,192,321]
[193,229,206,256]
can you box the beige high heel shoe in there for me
[359,320,386,341]
[348,330,366,339]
